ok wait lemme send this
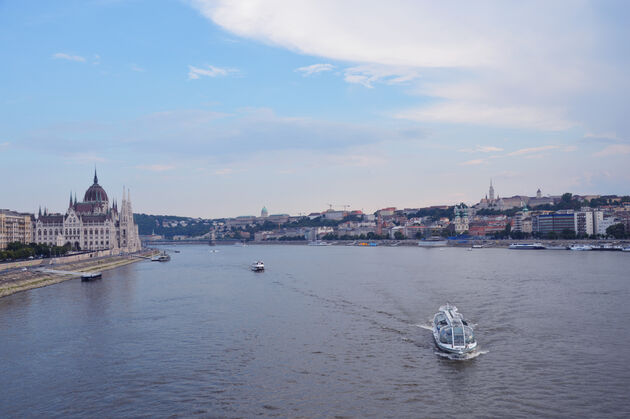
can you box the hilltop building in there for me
[32,171,141,252]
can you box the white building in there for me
[33,171,141,252]
[574,211,594,236]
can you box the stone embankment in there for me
[0,249,157,298]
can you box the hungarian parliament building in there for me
[33,171,141,252]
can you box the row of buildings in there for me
[1,171,141,252]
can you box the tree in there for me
[394,231,405,240]
[561,193,573,203]
[606,223,625,239]
[561,229,576,240]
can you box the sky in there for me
[1,0,629,218]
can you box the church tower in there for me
[489,179,495,201]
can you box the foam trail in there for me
[434,349,488,361]
[416,323,433,330]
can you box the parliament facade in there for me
[33,171,141,252]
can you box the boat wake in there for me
[434,348,488,361]
[415,323,433,331]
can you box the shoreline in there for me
[0,249,157,299]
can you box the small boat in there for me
[418,237,447,247]
[210,249,219,253]
[623,247,630,252]
[508,243,546,250]
[151,252,171,261]
[251,261,264,271]
[308,241,331,246]
[81,272,102,281]
[173,250,181,253]
[432,304,477,356]
[591,244,623,251]
[472,244,483,249]
[569,244,592,251]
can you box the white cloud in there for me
[136,164,175,172]
[460,159,484,166]
[214,168,234,175]
[459,145,504,153]
[52,52,86,62]
[188,65,237,80]
[396,103,574,131]
[189,1,624,132]
[131,64,145,72]
[296,63,334,76]
[593,144,630,157]
[508,145,559,156]
[343,65,420,88]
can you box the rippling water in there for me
[1,245,629,418]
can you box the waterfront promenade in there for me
[0,249,156,298]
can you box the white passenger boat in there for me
[308,241,331,246]
[569,244,592,251]
[81,272,102,281]
[508,243,546,250]
[623,247,630,252]
[418,237,448,247]
[251,261,264,271]
[432,304,477,356]
[151,252,171,261]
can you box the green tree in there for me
[561,229,576,240]
[394,231,405,240]
[606,223,625,239]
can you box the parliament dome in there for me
[83,170,109,202]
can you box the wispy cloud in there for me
[52,52,86,62]
[458,145,504,153]
[0,141,10,150]
[188,65,237,80]
[396,103,574,131]
[343,65,420,88]
[593,144,630,157]
[136,164,175,172]
[508,145,559,156]
[131,64,145,72]
[460,159,484,166]
[296,63,334,76]
[214,168,234,175]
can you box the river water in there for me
[1,245,629,418]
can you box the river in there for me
[1,245,629,418]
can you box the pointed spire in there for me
[69,191,73,207]
[38,206,42,217]
[74,193,77,205]
[93,167,98,184]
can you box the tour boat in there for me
[623,247,630,252]
[432,304,477,356]
[151,252,171,261]
[308,241,331,246]
[508,243,546,250]
[472,244,483,248]
[81,272,102,281]
[569,244,592,251]
[251,261,265,271]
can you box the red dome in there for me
[83,170,108,202]
[84,184,108,202]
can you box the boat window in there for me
[464,326,475,344]
[439,328,452,344]
[453,327,465,346]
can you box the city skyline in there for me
[2,1,629,218]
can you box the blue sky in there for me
[1,0,629,218]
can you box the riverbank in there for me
[0,249,157,298]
